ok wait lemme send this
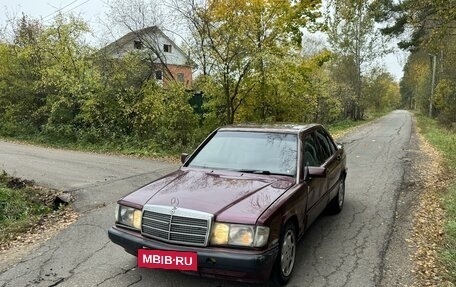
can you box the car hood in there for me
[120,168,294,225]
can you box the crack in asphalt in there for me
[126,275,143,287]
[376,117,413,286]
[53,240,112,286]
[342,200,370,287]
[48,278,65,287]
[0,246,58,287]
[95,266,136,287]
[35,247,59,285]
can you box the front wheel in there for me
[327,179,345,214]
[272,222,297,285]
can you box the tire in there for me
[327,178,345,214]
[272,222,297,285]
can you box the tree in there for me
[135,82,199,148]
[364,69,400,112]
[375,0,456,51]
[379,0,456,125]
[35,14,95,140]
[326,0,388,120]
[400,51,431,112]
[171,0,322,124]
[433,79,456,125]
[0,15,45,135]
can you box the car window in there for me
[319,129,337,154]
[302,134,320,167]
[315,130,334,163]
[188,131,298,176]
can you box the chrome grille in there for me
[141,205,213,247]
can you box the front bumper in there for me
[108,226,278,283]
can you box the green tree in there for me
[376,0,456,51]
[434,79,456,125]
[172,0,321,124]
[36,14,95,140]
[378,1,456,126]
[326,0,388,120]
[0,15,45,135]
[364,69,400,112]
[135,82,199,148]
[80,52,154,142]
[400,51,431,112]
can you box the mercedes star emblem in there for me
[171,197,179,210]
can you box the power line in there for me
[42,0,81,20]
[42,0,91,21]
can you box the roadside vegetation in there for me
[0,1,401,156]
[0,172,75,250]
[0,174,48,245]
[416,114,456,283]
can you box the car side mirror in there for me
[301,166,326,182]
[337,142,344,150]
[309,166,326,178]
[181,153,189,164]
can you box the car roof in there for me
[218,123,322,134]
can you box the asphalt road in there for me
[0,110,413,287]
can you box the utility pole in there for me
[429,53,437,118]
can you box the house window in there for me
[155,70,163,80]
[177,73,185,82]
[134,40,143,49]
[163,44,172,53]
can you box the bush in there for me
[135,82,200,150]
[434,79,456,126]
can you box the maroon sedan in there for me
[108,124,347,285]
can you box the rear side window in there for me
[315,129,335,163]
[303,134,320,167]
[320,129,337,154]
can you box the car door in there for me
[301,132,327,227]
[314,128,342,202]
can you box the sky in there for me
[0,0,105,28]
[0,0,407,80]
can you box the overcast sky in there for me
[0,0,105,26]
[0,0,407,80]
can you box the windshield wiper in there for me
[239,169,270,174]
[238,170,293,177]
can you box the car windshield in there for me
[187,131,298,176]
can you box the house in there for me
[101,26,193,88]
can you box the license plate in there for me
[138,249,198,271]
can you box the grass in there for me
[1,133,176,159]
[327,111,388,137]
[0,172,55,246]
[328,119,367,135]
[416,114,456,283]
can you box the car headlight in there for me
[115,204,142,230]
[210,223,269,247]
